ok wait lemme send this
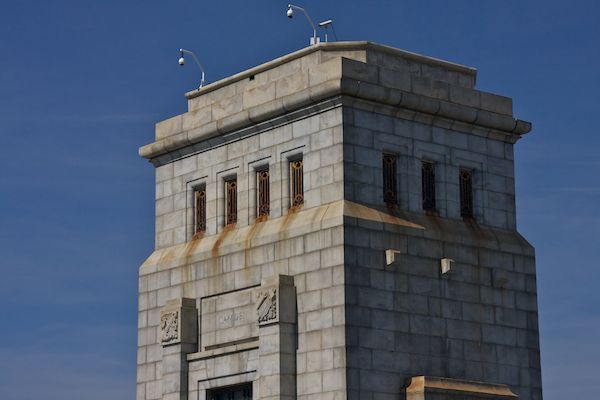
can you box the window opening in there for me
[460,169,473,217]
[194,186,206,234]
[382,153,397,204]
[257,168,270,217]
[422,161,436,211]
[290,159,304,208]
[225,178,237,225]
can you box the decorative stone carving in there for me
[160,310,179,344]
[256,287,278,325]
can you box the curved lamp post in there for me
[286,4,319,45]
[178,48,206,89]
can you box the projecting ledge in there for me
[187,340,259,362]
[406,376,518,400]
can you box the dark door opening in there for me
[206,382,252,400]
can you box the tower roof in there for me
[140,41,530,166]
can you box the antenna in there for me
[286,4,320,45]
[178,48,206,89]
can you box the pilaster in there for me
[160,298,198,400]
[256,275,297,400]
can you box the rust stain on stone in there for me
[464,217,493,245]
[426,212,447,240]
[184,234,203,264]
[182,234,203,297]
[244,215,267,267]
[212,224,234,258]
[278,206,301,240]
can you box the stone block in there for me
[412,77,450,100]
[156,115,183,140]
[342,58,379,83]
[446,319,481,341]
[160,298,198,347]
[308,58,342,86]
[379,67,411,92]
[243,81,276,109]
[410,315,445,337]
[276,71,309,98]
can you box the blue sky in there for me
[0,1,598,399]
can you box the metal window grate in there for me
[422,161,436,211]
[257,169,270,217]
[290,159,304,208]
[194,187,206,234]
[460,168,473,217]
[382,153,397,204]
[225,178,237,226]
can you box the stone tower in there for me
[137,42,542,400]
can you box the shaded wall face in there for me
[341,107,541,400]
[344,224,542,400]
[343,106,517,231]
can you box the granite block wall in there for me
[138,41,540,400]
[153,107,343,249]
[343,106,517,230]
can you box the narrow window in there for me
[422,161,436,211]
[290,158,304,208]
[382,153,397,204]
[194,185,206,234]
[225,178,237,226]
[257,168,270,217]
[460,168,473,217]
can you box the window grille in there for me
[382,153,397,204]
[290,159,304,208]
[194,186,206,234]
[225,178,237,226]
[257,169,270,217]
[422,161,436,211]
[460,169,474,217]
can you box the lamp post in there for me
[286,4,319,45]
[178,48,206,89]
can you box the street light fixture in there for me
[318,19,337,42]
[286,4,319,45]
[178,48,206,89]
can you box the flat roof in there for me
[184,41,477,100]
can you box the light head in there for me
[286,5,294,18]
[178,50,185,66]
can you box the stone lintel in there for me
[186,340,259,362]
[406,376,518,399]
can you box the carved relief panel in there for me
[160,310,180,345]
[256,287,278,325]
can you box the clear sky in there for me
[0,1,598,399]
